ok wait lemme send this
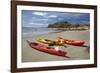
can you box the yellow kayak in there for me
[36,38,55,44]
[36,38,65,46]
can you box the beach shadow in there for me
[79,45,90,48]
[77,45,90,53]
[67,44,90,53]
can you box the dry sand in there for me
[22,30,90,62]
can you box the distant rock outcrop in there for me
[48,21,90,30]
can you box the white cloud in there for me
[27,22,48,27]
[29,22,47,25]
[23,15,27,18]
[64,13,84,17]
[48,15,58,18]
[30,18,50,22]
[32,12,47,16]
[58,18,63,20]
[32,17,36,19]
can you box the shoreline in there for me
[22,30,89,39]
[22,30,90,62]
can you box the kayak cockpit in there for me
[31,42,38,45]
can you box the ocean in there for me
[22,27,65,38]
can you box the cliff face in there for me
[48,21,70,28]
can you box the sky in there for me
[22,10,90,27]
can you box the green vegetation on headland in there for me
[48,21,90,30]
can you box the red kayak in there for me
[26,40,69,58]
[58,37,85,46]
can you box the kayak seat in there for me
[31,42,38,45]
[45,39,50,41]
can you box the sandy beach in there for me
[22,30,90,62]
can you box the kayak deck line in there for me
[57,37,85,46]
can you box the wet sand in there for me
[22,30,90,62]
